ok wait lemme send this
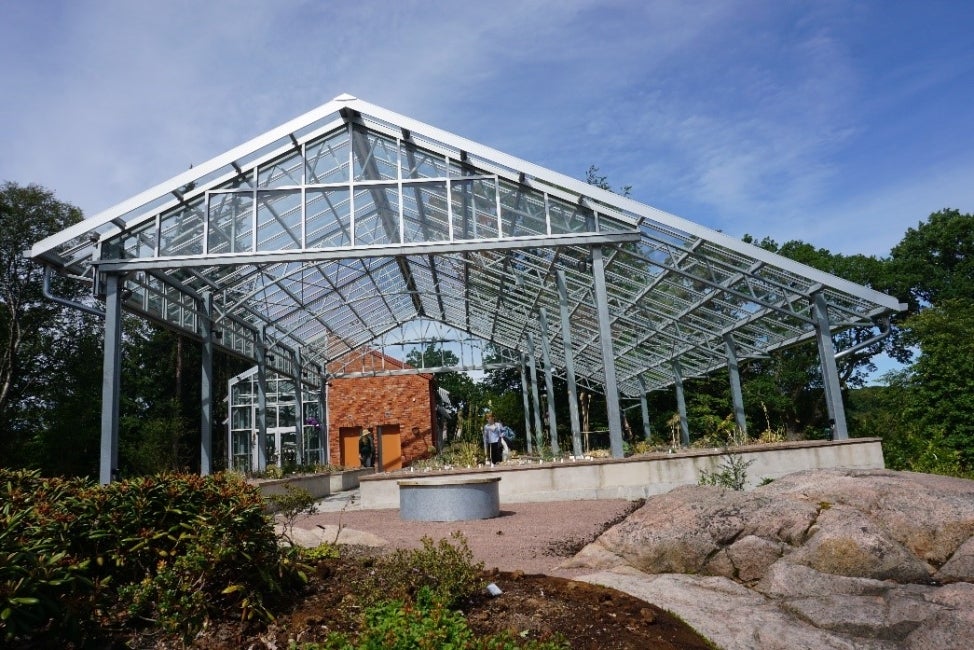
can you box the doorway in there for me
[378,425,402,472]
[339,427,363,468]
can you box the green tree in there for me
[889,208,974,312]
[897,300,974,470]
[881,210,974,473]
[0,182,89,467]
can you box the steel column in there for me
[99,273,123,484]
[637,374,652,441]
[200,291,214,476]
[293,349,304,466]
[591,246,624,458]
[723,334,747,437]
[320,365,330,465]
[255,331,268,471]
[525,333,544,454]
[673,360,690,447]
[538,309,560,455]
[813,293,849,440]
[556,270,583,457]
[519,355,533,455]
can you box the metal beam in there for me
[200,291,214,475]
[637,374,652,442]
[526,332,544,454]
[256,329,269,471]
[538,309,560,455]
[518,355,532,455]
[592,246,624,458]
[92,232,640,272]
[673,360,690,447]
[813,293,849,440]
[556,270,583,457]
[99,273,124,484]
[723,333,747,438]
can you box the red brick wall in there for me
[325,350,436,469]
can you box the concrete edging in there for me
[358,438,885,509]
[254,468,371,510]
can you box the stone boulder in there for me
[566,468,974,649]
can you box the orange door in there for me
[378,425,402,472]
[340,427,361,467]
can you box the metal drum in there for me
[398,476,501,521]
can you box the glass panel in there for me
[451,178,498,239]
[306,129,351,184]
[280,431,297,465]
[402,181,448,243]
[231,406,251,430]
[278,404,296,428]
[232,378,253,405]
[352,127,398,181]
[303,402,320,424]
[258,149,303,188]
[207,192,253,254]
[401,142,447,179]
[277,379,295,399]
[500,180,547,237]
[353,187,400,245]
[231,431,250,455]
[549,194,596,235]
[307,189,351,248]
[256,190,302,251]
[159,199,205,256]
[111,221,157,260]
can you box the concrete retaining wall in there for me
[254,468,370,509]
[358,438,885,509]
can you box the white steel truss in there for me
[30,93,905,399]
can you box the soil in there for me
[118,500,713,650]
[126,499,714,648]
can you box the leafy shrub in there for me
[299,542,340,562]
[0,470,302,643]
[0,470,99,644]
[358,532,484,610]
[698,453,754,491]
[267,483,317,545]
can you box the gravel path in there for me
[297,497,635,578]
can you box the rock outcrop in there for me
[565,468,974,649]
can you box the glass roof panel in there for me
[29,95,904,398]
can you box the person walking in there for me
[359,427,374,468]
[483,413,504,466]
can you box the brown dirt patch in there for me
[122,499,713,648]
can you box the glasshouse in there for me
[28,94,905,484]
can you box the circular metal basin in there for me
[398,476,501,521]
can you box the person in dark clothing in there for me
[359,428,374,468]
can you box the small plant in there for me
[357,532,484,610]
[268,484,317,546]
[311,586,569,649]
[630,440,656,455]
[757,402,786,443]
[698,453,754,491]
[440,441,484,467]
[299,542,340,562]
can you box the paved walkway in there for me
[313,487,363,512]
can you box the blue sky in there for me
[2,0,972,260]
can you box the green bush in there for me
[1,470,99,644]
[358,532,484,610]
[309,587,568,650]
[698,453,754,491]
[0,469,303,644]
